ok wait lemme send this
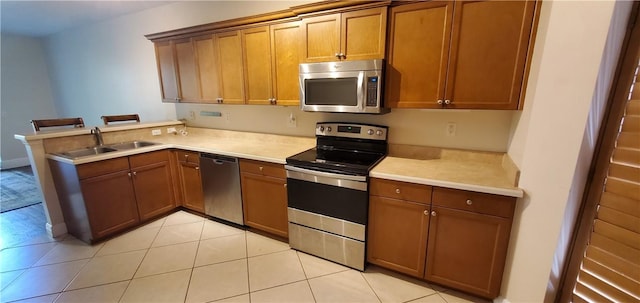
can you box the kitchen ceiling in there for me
[0,1,174,37]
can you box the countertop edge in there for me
[369,171,524,198]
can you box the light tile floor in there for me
[0,211,488,303]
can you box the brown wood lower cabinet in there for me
[49,150,176,243]
[367,178,516,299]
[175,150,204,213]
[239,159,288,238]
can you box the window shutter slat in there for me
[591,233,640,266]
[605,177,640,201]
[617,132,640,149]
[577,270,638,303]
[574,280,616,303]
[582,257,640,298]
[600,191,640,217]
[628,100,640,116]
[597,205,640,234]
[608,162,640,183]
[622,115,640,132]
[612,147,640,165]
[586,245,640,283]
[593,219,640,250]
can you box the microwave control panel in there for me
[366,77,379,106]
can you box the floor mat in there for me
[0,166,42,213]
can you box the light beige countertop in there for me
[371,148,523,198]
[33,121,522,198]
[45,127,316,165]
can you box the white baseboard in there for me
[0,157,30,170]
[46,222,68,238]
[493,296,510,303]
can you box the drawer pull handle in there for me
[466,199,473,205]
[431,211,437,217]
[395,188,400,194]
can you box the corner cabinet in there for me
[300,6,387,62]
[386,0,538,109]
[239,159,288,238]
[367,178,517,299]
[49,150,176,243]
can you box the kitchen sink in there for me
[59,146,118,158]
[109,141,158,150]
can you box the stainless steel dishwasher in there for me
[199,153,244,225]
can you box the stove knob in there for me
[367,129,374,135]
[376,130,383,136]
[326,127,332,132]
[319,126,325,132]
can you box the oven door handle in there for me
[285,165,367,191]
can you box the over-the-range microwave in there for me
[299,59,389,114]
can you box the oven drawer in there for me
[432,187,516,218]
[289,222,365,271]
[370,178,432,204]
[288,208,365,241]
[240,159,285,178]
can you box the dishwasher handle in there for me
[200,153,237,164]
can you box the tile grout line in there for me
[181,216,209,303]
[295,251,319,303]
[244,230,251,303]
[359,271,383,303]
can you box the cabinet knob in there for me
[195,166,200,170]
[431,211,437,217]
[132,171,137,176]
[284,183,287,188]
[444,99,451,105]
[259,166,264,172]
[128,172,132,177]
[437,99,443,105]
[423,210,428,216]
[184,154,189,158]
[466,199,473,205]
[395,188,400,194]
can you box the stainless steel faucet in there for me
[91,127,104,146]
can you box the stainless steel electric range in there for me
[285,122,388,270]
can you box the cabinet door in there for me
[241,172,288,238]
[215,30,245,104]
[300,14,340,62]
[131,154,176,221]
[80,171,139,240]
[179,161,204,213]
[425,206,512,299]
[194,35,221,103]
[243,26,273,105]
[175,38,199,101]
[155,41,179,102]
[270,21,302,106]
[444,0,536,109]
[341,7,387,61]
[386,2,453,108]
[367,196,430,278]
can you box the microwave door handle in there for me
[357,72,365,111]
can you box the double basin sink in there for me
[56,141,158,159]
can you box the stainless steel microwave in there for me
[299,59,389,114]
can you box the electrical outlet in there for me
[151,129,162,136]
[188,111,196,120]
[167,127,177,134]
[446,122,457,136]
[287,113,297,128]
[224,111,231,122]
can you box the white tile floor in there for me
[0,211,488,303]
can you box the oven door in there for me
[285,165,368,270]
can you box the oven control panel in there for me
[316,122,387,140]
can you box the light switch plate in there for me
[151,129,162,136]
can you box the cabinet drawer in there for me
[239,159,285,179]
[130,150,170,168]
[77,157,130,180]
[432,187,516,218]
[370,178,431,204]
[176,150,200,164]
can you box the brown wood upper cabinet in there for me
[242,21,301,106]
[386,1,537,109]
[301,7,387,62]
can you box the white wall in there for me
[44,0,518,153]
[503,1,621,302]
[0,33,58,169]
